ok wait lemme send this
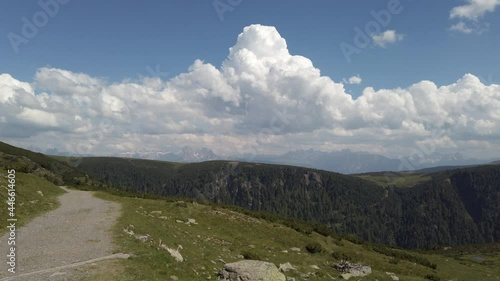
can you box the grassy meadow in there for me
[84,191,500,281]
[0,169,66,235]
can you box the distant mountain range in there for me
[233,149,486,174]
[118,146,220,163]
[248,149,400,174]
[46,145,489,174]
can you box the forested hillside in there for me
[77,157,500,249]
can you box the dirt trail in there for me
[0,187,127,280]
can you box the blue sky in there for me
[2,0,499,92]
[1,0,500,160]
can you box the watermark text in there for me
[6,169,17,274]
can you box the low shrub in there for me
[241,250,261,260]
[306,242,323,254]
[389,258,400,264]
[424,274,441,281]
[331,251,352,261]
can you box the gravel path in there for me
[0,187,124,280]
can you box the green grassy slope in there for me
[355,172,432,188]
[88,192,500,281]
[0,168,66,234]
[0,141,88,186]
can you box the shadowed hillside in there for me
[77,157,500,249]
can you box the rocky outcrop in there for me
[218,260,286,281]
[334,260,371,278]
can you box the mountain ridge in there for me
[37,142,492,174]
[76,156,500,249]
[114,147,487,174]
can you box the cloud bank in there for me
[450,0,500,20]
[450,0,500,34]
[1,24,499,158]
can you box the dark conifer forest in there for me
[77,157,500,249]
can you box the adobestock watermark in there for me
[213,0,243,22]
[234,95,321,163]
[458,73,498,122]
[339,0,405,63]
[199,105,299,202]
[7,0,71,54]
[143,64,170,79]
[477,73,499,86]
[5,169,17,274]
[380,74,498,186]
[235,106,298,163]
[399,130,448,172]
[69,118,114,163]
[381,69,498,186]
[380,127,448,187]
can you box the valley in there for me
[0,141,499,280]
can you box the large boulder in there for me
[218,260,286,281]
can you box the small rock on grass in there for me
[279,262,296,273]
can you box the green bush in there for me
[345,234,364,245]
[389,258,400,264]
[424,274,441,281]
[241,250,261,260]
[306,242,323,254]
[333,238,345,247]
[331,251,352,261]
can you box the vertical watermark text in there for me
[6,169,17,274]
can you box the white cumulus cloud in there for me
[450,0,500,20]
[449,0,499,34]
[344,75,362,85]
[371,30,405,48]
[1,24,500,159]
[450,21,475,33]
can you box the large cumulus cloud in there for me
[1,24,499,158]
